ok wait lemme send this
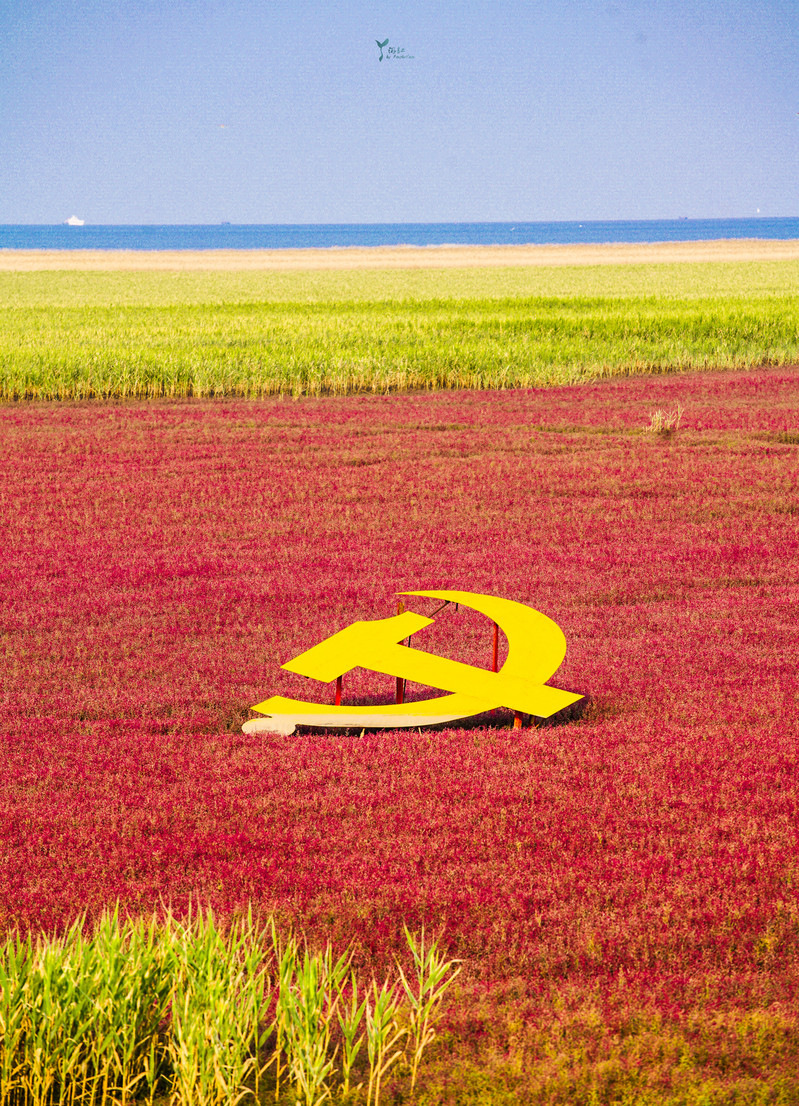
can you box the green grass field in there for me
[2,260,799,399]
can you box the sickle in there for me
[245,589,581,735]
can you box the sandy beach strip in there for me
[2,239,799,272]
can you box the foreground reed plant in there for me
[364,982,406,1106]
[337,977,367,1100]
[272,934,351,1105]
[397,929,462,1093]
[0,911,459,1106]
[167,911,269,1106]
[0,913,176,1106]
[646,402,684,435]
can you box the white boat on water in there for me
[64,215,85,226]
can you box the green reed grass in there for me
[272,935,351,1106]
[2,263,799,400]
[0,910,459,1106]
[364,982,407,1106]
[337,976,367,1100]
[397,928,462,1093]
[4,260,799,308]
[167,911,268,1106]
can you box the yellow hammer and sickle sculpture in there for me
[243,589,582,735]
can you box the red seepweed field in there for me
[3,365,799,1101]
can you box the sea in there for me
[1,217,798,251]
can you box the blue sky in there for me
[2,0,797,223]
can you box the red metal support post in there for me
[396,597,406,704]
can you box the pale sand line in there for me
[3,239,799,272]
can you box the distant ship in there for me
[64,215,85,226]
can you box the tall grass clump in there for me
[397,928,462,1093]
[645,402,684,435]
[0,910,460,1106]
[0,912,176,1106]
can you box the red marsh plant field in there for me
[2,366,799,1102]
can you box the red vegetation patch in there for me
[2,366,799,1085]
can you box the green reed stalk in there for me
[0,908,462,1106]
[278,952,336,1106]
[397,928,462,1092]
[88,911,175,1106]
[239,911,273,1105]
[270,926,299,1102]
[364,982,407,1106]
[22,923,89,1106]
[337,973,366,1101]
[9,911,177,1106]
[169,911,266,1106]
[272,934,351,1106]
[0,933,32,1106]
